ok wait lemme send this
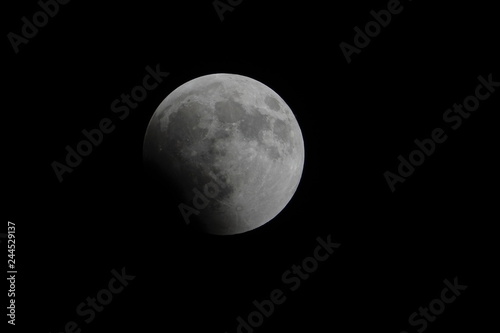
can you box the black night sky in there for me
[4,0,498,332]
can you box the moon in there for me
[143,73,304,235]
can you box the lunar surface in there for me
[143,74,304,235]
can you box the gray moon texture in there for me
[143,73,304,235]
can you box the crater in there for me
[273,118,290,143]
[238,112,271,142]
[265,95,280,111]
[215,99,247,124]
[267,146,281,160]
